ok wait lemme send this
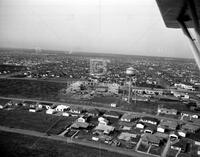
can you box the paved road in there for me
[0,125,151,157]
[1,96,200,127]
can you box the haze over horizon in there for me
[0,0,194,58]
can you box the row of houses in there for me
[174,83,195,91]
[1,98,200,151]
[131,86,190,102]
[0,99,23,109]
[119,112,200,147]
[157,106,200,121]
[132,87,164,96]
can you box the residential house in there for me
[144,128,154,134]
[141,133,161,146]
[55,104,69,112]
[181,111,199,121]
[144,124,156,134]
[5,101,13,107]
[28,101,43,112]
[177,129,187,137]
[98,117,109,125]
[29,106,42,112]
[69,106,83,115]
[157,106,177,115]
[62,112,70,117]
[77,115,88,123]
[0,99,10,109]
[118,132,137,142]
[71,121,89,129]
[174,83,195,91]
[171,139,188,153]
[110,103,117,107]
[169,131,179,140]
[139,117,159,125]
[119,121,136,130]
[10,100,23,106]
[136,123,145,129]
[157,125,165,133]
[24,101,38,107]
[92,136,99,141]
[95,124,115,134]
[120,113,138,122]
[159,120,178,131]
[86,108,99,117]
[46,108,56,114]
[103,111,121,119]
[172,91,189,100]
[0,103,7,109]
[132,87,163,96]
[39,102,55,109]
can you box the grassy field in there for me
[0,131,131,157]
[118,100,158,114]
[149,145,163,156]
[0,109,76,134]
[166,148,179,157]
[0,78,66,101]
[137,142,149,152]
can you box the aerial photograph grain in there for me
[0,0,200,157]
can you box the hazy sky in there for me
[0,0,193,58]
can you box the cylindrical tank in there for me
[126,67,134,75]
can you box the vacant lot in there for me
[91,96,118,104]
[0,109,76,134]
[149,145,163,156]
[0,78,66,101]
[0,131,131,157]
[166,148,179,157]
[118,100,158,114]
[137,142,150,152]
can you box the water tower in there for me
[126,67,135,103]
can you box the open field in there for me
[118,100,158,114]
[0,64,26,74]
[0,78,66,101]
[0,131,131,157]
[0,109,76,134]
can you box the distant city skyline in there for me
[0,0,194,58]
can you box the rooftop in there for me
[142,133,160,144]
